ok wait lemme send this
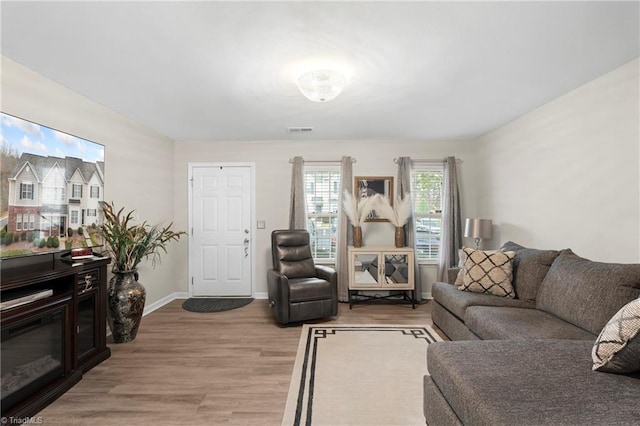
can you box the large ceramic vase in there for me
[107,270,146,343]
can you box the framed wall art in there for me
[0,112,105,259]
[354,176,394,222]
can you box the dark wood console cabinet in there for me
[1,252,111,419]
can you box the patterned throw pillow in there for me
[459,248,516,298]
[592,297,640,374]
[454,247,500,286]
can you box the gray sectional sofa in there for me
[424,242,640,425]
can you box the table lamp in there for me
[464,218,493,249]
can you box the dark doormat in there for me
[182,297,254,313]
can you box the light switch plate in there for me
[257,220,266,229]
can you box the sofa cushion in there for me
[288,277,333,303]
[432,281,534,320]
[536,250,640,335]
[465,306,596,340]
[432,301,482,341]
[459,248,516,297]
[427,340,640,426]
[500,241,559,303]
[592,297,640,374]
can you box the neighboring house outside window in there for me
[304,166,341,262]
[90,185,100,198]
[70,210,79,225]
[29,214,35,230]
[20,183,34,200]
[87,209,97,217]
[411,165,444,262]
[16,214,22,231]
[72,183,83,199]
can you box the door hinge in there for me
[191,227,194,236]
[191,277,194,285]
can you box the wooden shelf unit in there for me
[1,252,111,419]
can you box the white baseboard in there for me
[254,292,268,300]
[422,292,432,300]
[143,292,189,317]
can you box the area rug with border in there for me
[282,324,443,426]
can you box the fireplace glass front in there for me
[1,304,66,413]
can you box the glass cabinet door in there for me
[352,253,380,287]
[77,290,97,360]
[383,254,410,285]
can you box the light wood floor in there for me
[38,299,438,425]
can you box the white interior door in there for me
[190,164,253,297]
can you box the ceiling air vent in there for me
[286,127,313,133]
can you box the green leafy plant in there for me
[100,201,186,272]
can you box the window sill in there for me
[417,261,438,267]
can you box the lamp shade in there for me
[297,69,346,102]
[464,218,493,239]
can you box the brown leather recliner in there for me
[267,229,338,325]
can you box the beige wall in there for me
[4,52,638,305]
[474,58,640,262]
[1,56,180,307]
[173,140,478,298]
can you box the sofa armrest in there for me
[315,265,337,285]
[267,269,290,323]
[315,265,338,302]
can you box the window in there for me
[70,210,79,225]
[29,214,35,230]
[411,165,444,262]
[16,214,22,231]
[87,209,97,217]
[90,185,100,198]
[72,184,83,199]
[20,183,34,200]
[304,167,341,261]
[44,186,65,202]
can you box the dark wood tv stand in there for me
[1,252,111,419]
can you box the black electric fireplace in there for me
[1,252,110,419]
[1,298,70,413]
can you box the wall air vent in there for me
[286,127,313,133]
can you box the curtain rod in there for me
[288,158,357,164]
[393,158,463,164]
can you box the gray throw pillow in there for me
[536,250,640,335]
[592,297,640,374]
[500,241,559,303]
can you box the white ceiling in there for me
[1,1,638,142]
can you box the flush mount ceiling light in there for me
[297,69,346,102]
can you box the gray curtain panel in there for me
[336,156,353,302]
[289,156,307,229]
[397,156,422,302]
[438,156,463,282]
